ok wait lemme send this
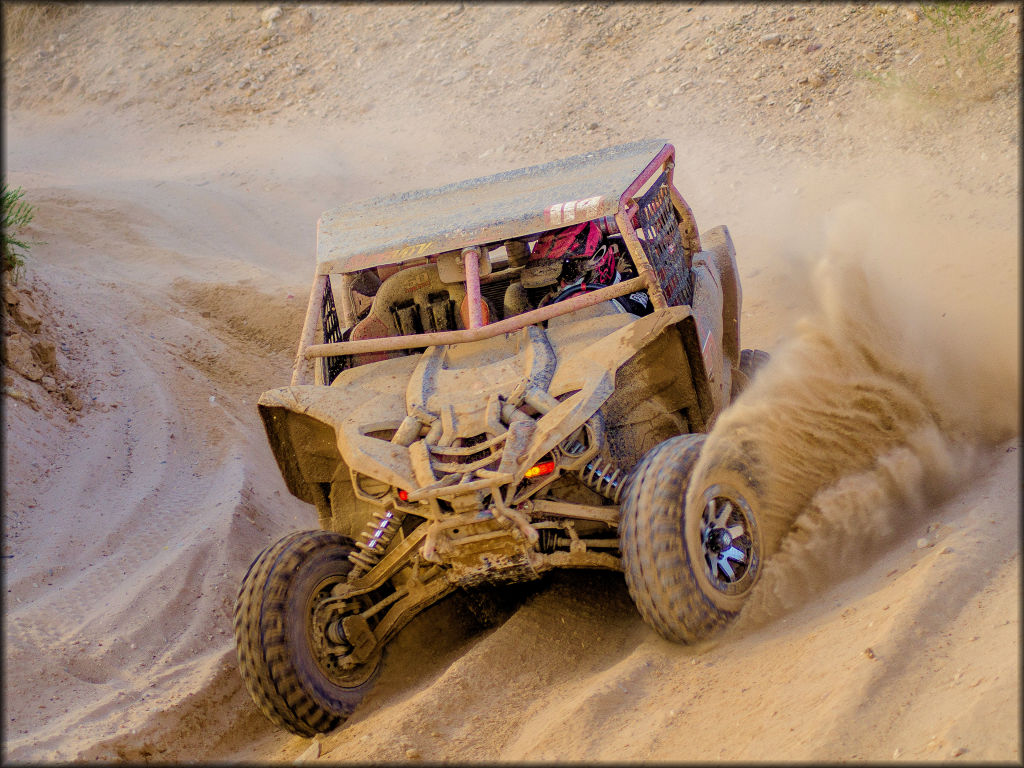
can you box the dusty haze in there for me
[2,2,1019,763]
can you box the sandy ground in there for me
[2,3,1020,763]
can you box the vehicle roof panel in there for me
[316,138,670,273]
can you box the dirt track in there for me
[2,3,1019,762]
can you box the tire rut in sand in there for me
[172,278,305,355]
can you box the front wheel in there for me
[233,530,381,736]
[619,434,763,644]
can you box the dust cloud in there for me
[692,184,1019,627]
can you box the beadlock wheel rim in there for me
[698,488,758,594]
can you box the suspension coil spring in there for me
[537,527,559,554]
[348,507,405,579]
[578,456,626,504]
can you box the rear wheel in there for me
[731,348,771,399]
[620,434,763,644]
[739,348,770,379]
[234,530,380,736]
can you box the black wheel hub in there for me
[307,578,363,678]
[708,527,733,552]
[325,618,347,646]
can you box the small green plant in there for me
[2,183,37,283]
[920,2,1011,72]
[865,3,1017,111]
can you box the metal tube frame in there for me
[292,272,329,385]
[292,143,690,380]
[303,276,647,359]
[462,245,484,329]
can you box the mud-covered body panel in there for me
[259,304,712,520]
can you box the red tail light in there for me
[524,460,556,479]
[398,489,409,501]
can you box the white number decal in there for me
[544,196,604,226]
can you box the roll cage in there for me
[291,139,701,386]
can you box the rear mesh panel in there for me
[320,279,345,384]
[636,173,692,306]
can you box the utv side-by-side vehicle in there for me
[234,139,770,736]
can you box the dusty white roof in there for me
[316,138,670,274]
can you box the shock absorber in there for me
[578,456,626,504]
[348,507,406,578]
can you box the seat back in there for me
[348,264,467,365]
